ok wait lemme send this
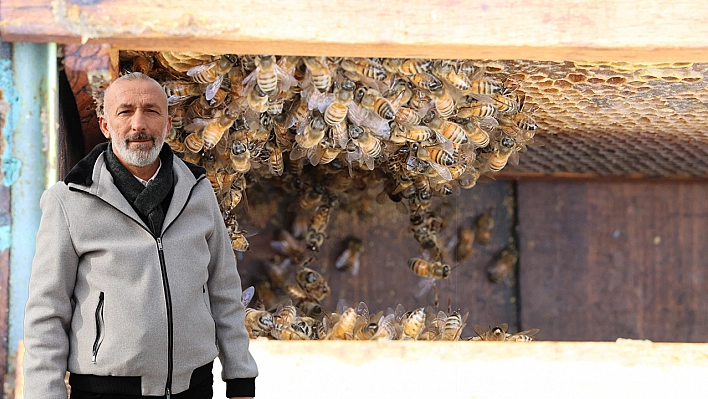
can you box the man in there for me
[23,72,257,398]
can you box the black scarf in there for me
[104,143,175,236]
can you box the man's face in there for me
[100,79,171,168]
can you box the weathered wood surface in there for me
[237,180,519,338]
[248,340,708,399]
[62,44,115,155]
[4,0,708,62]
[0,185,9,389]
[518,181,708,341]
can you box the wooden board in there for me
[236,179,520,338]
[247,340,708,399]
[517,181,708,341]
[4,0,708,62]
[62,44,116,155]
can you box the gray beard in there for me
[110,126,167,167]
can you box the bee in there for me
[472,323,509,341]
[371,313,398,340]
[425,113,468,146]
[295,115,327,149]
[349,125,382,170]
[429,86,455,117]
[325,307,357,340]
[274,304,298,326]
[230,140,251,173]
[388,79,415,106]
[413,144,453,181]
[455,227,476,262]
[485,133,517,172]
[170,107,187,130]
[184,131,204,154]
[302,56,332,92]
[253,54,279,94]
[130,54,154,75]
[359,89,395,120]
[164,81,201,104]
[202,113,236,151]
[391,123,432,144]
[492,92,520,114]
[245,82,269,113]
[340,57,387,81]
[245,307,274,338]
[399,59,432,75]
[187,55,235,101]
[335,237,364,276]
[461,119,491,148]
[297,301,324,320]
[353,302,380,340]
[225,215,250,252]
[324,79,355,126]
[295,267,330,303]
[286,97,311,129]
[432,61,471,93]
[309,204,332,234]
[305,230,325,253]
[271,322,310,340]
[186,96,212,120]
[456,102,496,119]
[475,212,494,244]
[408,258,451,279]
[411,72,443,92]
[468,78,504,96]
[265,140,284,176]
[400,307,426,340]
[270,229,305,263]
[440,311,469,341]
[507,328,540,342]
[488,244,519,284]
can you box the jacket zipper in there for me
[72,174,205,398]
[92,292,105,364]
[156,237,173,399]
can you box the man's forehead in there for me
[106,80,167,108]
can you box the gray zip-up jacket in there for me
[23,144,258,398]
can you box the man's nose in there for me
[131,110,148,131]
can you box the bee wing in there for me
[187,61,217,77]
[289,144,308,161]
[509,150,520,166]
[331,122,349,149]
[499,323,509,334]
[241,68,258,88]
[356,301,370,320]
[167,95,193,107]
[477,116,499,131]
[509,328,540,341]
[335,248,352,270]
[307,145,323,166]
[274,64,298,92]
[433,132,455,154]
[360,151,375,171]
[473,324,490,339]
[241,286,255,307]
[350,256,361,277]
[184,118,212,133]
[430,162,453,181]
[415,277,436,299]
[205,74,224,102]
[308,90,334,114]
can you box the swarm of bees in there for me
[241,284,538,341]
[118,51,539,258]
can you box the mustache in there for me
[125,133,156,142]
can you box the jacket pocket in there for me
[92,292,105,364]
[202,285,212,316]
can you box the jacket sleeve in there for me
[202,182,258,395]
[23,188,79,399]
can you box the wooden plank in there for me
[4,0,708,62]
[0,185,9,392]
[247,340,708,399]
[517,181,708,341]
[62,44,116,155]
[236,180,519,338]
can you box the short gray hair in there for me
[99,72,165,119]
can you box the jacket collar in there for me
[64,142,205,187]
[64,142,207,235]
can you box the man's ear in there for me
[99,115,110,139]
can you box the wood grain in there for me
[518,181,708,341]
[4,0,708,61]
[62,44,115,154]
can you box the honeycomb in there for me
[491,61,708,178]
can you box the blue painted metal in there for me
[8,42,56,355]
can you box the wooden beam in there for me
[247,340,708,398]
[3,0,708,62]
